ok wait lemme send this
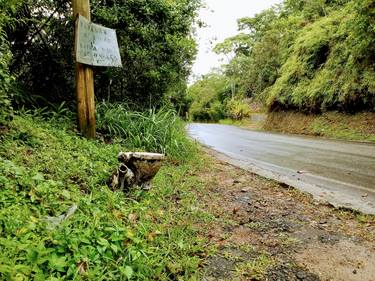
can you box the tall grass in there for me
[96,102,191,158]
[0,115,207,280]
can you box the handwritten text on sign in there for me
[76,15,122,67]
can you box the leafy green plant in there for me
[187,74,229,122]
[0,114,209,280]
[226,99,252,120]
[0,43,13,125]
[0,0,22,125]
[96,102,192,159]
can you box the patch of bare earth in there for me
[195,153,375,281]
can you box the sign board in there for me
[76,15,122,67]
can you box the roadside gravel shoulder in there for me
[195,151,375,281]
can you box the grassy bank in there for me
[263,111,375,142]
[219,113,267,131]
[0,113,213,280]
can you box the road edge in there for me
[200,145,375,216]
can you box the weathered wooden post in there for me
[72,0,96,138]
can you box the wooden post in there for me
[73,0,96,138]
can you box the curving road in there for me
[188,124,375,215]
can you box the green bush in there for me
[0,0,21,125]
[189,100,225,122]
[187,74,229,121]
[96,102,191,158]
[265,6,374,112]
[0,42,13,125]
[226,99,252,120]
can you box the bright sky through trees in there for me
[192,0,281,78]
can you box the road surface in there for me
[188,124,375,215]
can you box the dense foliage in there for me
[0,33,12,125]
[190,0,375,116]
[0,0,23,124]
[187,73,229,121]
[0,114,208,280]
[96,103,191,157]
[187,73,254,121]
[4,0,200,110]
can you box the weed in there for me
[96,102,194,159]
[0,115,211,280]
[234,253,274,280]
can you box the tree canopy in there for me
[190,0,375,115]
[1,0,201,110]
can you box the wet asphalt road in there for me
[188,124,375,214]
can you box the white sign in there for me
[76,15,122,67]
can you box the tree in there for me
[6,0,201,110]
[208,0,375,113]
[187,73,230,121]
[0,0,24,124]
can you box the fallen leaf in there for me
[77,261,88,275]
[147,231,162,241]
[128,213,138,224]
[233,207,240,214]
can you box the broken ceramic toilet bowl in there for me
[110,152,165,191]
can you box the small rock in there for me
[362,193,368,198]
[240,196,250,203]
[353,269,357,274]
[296,271,307,279]
[241,188,250,193]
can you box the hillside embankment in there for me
[263,111,375,142]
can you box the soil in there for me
[195,150,375,281]
[262,111,375,142]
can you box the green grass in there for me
[0,114,212,280]
[234,253,274,280]
[96,103,190,159]
[218,119,252,127]
[309,115,375,142]
[264,111,375,142]
[218,115,265,131]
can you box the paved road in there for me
[188,124,375,214]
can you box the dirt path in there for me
[195,151,375,281]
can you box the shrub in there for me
[213,0,375,113]
[0,1,20,125]
[0,42,13,125]
[96,102,191,158]
[226,99,252,120]
[187,74,229,121]
[189,100,225,122]
[7,0,201,110]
